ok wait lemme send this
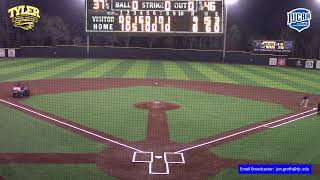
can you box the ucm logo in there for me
[287,8,312,32]
[8,5,41,31]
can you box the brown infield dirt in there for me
[0,78,320,180]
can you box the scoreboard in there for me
[86,0,224,34]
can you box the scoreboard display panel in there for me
[86,0,224,34]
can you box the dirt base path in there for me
[0,78,319,179]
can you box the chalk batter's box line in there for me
[131,151,169,175]
[149,152,186,174]
[164,152,185,164]
[149,162,170,175]
[132,151,154,163]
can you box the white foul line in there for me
[267,112,317,129]
[175,109,317,153]
[0,99,144,152]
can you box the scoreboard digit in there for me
[86,0,224,34]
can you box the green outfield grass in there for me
[211,115,320,164]
[22,87,288,143]
[1,58,320,94]
[210,169,319,180]
[0,104,104,153]
[0,164,114,180]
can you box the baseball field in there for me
[0,58,320,180]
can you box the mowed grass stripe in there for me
[0,59,33,69]
[67,60,103,78]
[274,68,320,93]
[162,61,189,80]
[123,60,149,78]
[189,63,237,83]
[19,60,76,81]
[263,67,317,93]
[220,65,269,86]
[0,59,47,75]
[293,68,320,82]
[2,60,65,82]
[0,59,39,71]
[0,60,43,76]
[206,64,241,84]
[103,60,136,77]
[176,62,209,81]
[266,67,319,92]
[0,59,22,66]
[76,60,121,78]
[238,65,300,92]
[213,64,260,85]
[146,61,166,79]
[49,60,99,79]
[44,60,91,79]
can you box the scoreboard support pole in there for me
[222,0,228,63]
[86,35,90,58]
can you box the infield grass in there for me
[22,87,289,143]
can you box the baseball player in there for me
[300,96,310,107]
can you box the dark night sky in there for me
[229,0,319,38]
[4,0,320,38]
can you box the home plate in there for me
[155,156,163,159]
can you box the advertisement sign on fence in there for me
[316,61,320,69]
[305,60,314,69]
[295,60,303,67]
[7,49,16,58]
[277,58,287,66]
[253,40,293,53]
[0,49,5,57]
[269,58,278,66]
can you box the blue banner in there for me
[238,164,312,175]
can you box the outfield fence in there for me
[1,46,320,70]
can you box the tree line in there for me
[0,14,319,59]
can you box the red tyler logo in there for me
[8,5,40,30]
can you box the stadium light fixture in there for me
[222,0,238,63]
[225,0,239,5]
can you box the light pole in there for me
[222,0,238,63]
